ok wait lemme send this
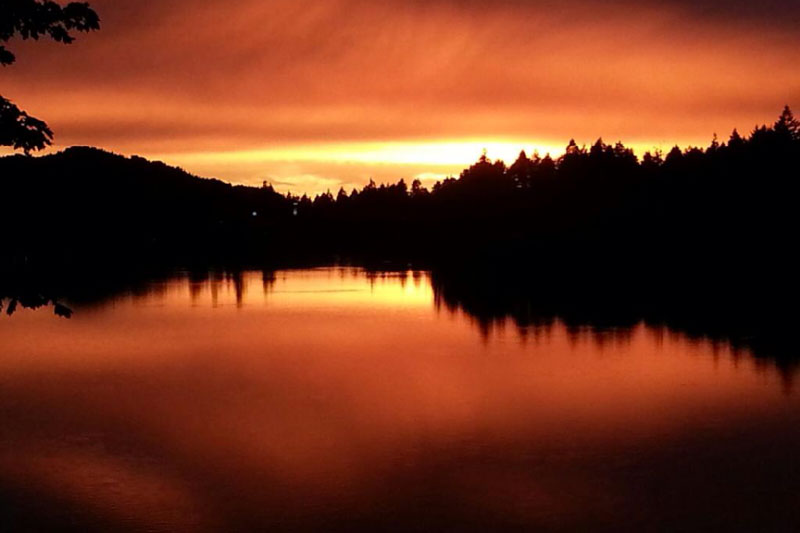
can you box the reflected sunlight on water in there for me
[1,268,798,531]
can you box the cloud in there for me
[2,0,799,192]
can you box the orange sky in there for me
[2,0,799,194]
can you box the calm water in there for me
[1,268,798,531]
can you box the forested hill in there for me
[0,146,293,265]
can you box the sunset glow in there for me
[2,0,799,193]
[153,140,571,193]
[3,2,800,529]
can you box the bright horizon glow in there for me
[2,0,799,195]
[153,139,567,194]
[147,138,694,195]
[0,133,758,196]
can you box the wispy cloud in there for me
[3,0,799,192]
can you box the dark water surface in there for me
[1,268,798,531]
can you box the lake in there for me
[1,267,798,531]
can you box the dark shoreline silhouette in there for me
[2,108,797,266]
[1,107,799,370]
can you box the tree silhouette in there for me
[0,95,53,152]
[774,105,800,140]
[0,0,99,153]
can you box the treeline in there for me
[293,107,799,269]
[1,107,798,274]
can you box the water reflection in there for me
[429,267,799,391]
[1,268,798,531]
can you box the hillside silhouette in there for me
[0,146,293,266]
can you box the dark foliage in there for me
[0,95,53,152]
[1,0,99,152]
[0,0,99,66]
